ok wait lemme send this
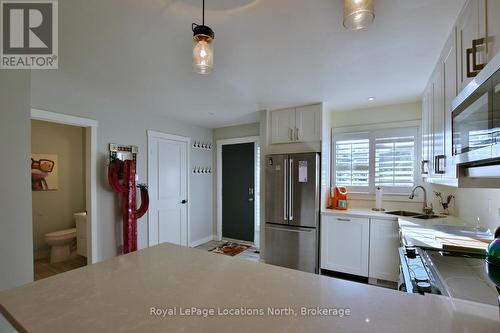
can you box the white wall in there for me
[0,71,33,291]
[31,120,86,253]
[30,84,214,259]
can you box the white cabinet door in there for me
[431,64,445,177]
[487,0,500,61]
[320,215,369,277]
[295,105,321,142]
[270,108,295,144]
[442,29,458,179]
[421,83,433,176]
[456,0,487,91]
[369,219,399,282]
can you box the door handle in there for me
[289,128,294,141]
[283,159,288,221]
[466,47,477,78]
[181,200,187,204]
[289,158,293,221]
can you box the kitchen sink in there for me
[386,210,422,217]
[412,214,444,220]
[385,211,445,220]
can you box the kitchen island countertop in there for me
[0,243,499,332]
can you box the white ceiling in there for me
[41,0,465,128]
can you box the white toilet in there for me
[44,228,77,263]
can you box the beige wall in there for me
[330,102,421,128]
[31,120,86,253]
[0,71,33,291]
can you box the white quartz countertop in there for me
[0,243,499,332]
[398,216,493,250]
[322,208,397,220]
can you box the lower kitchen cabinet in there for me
[320,215,369,277]
[368,219,400,282]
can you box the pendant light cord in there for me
[202,0,205,26]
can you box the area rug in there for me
[209,242,250,256]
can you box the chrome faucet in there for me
[409,186,434,215]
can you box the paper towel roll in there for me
[375,187,383,210]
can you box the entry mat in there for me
[209,242,250,256]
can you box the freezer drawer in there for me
[265,224,318,273]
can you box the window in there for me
[333,127,419,195]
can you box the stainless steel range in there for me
[399,247,499,306]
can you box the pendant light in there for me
[192,0,214,74]
[343,0,375,31]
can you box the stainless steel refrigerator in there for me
[265,152,320,273]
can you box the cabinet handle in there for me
[472,38,486,71]
[421,160,429,175]
[466,47,478,78]
[337,218,351,222]
[295,128,299,141]
[434,155,445,174]
[466,38,487,78]
[289,128,293,141]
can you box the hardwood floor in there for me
[196,240,261,262]
[34,254,87,281]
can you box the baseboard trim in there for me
[190,235,215,248]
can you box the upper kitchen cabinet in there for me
[269,104,322,145]
[295,105,322,143]
[271,108,296,144]
[421,82,433,177]
[431,64,445,177]
[442,29,458,179]
[487,0,500,61]
[456,0,487,91]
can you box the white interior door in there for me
[148,132,188,247]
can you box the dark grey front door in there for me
[222,143,255,242]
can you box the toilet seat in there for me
[45,228,76,240]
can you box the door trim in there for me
[147,130,190,247]
[216,136,260,246]
[30,108,99,264]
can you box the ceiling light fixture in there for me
[192,0,214,74]
[368,97,375,101]
[343,0,375,31]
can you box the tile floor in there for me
[34,253,87,281]
[196,240,261,262]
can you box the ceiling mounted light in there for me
[343,0,375,31]
[192,0,214,74]
[368,97,375,101]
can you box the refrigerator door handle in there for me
[283,158,288,221]
[289,158,293,221]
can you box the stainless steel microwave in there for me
[452,56,500,166]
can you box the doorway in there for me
[147,131,190,247]
[216,137,260,248]
[30,109,98,280]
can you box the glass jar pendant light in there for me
[192,0,214,74]
[343,0,375,31]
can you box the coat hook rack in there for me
[192,141,212,150]
[192,167,212,174]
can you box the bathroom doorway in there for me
[30,109,98,280]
